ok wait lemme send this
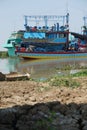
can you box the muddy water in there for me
[0,58,87,80]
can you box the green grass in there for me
[72,69,87,77]
[49,76,79,88]
[33,67,87,89]
[47,69,87,88]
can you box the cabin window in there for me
[54,34,57,38]
[47,33,57,39]
[59,34,66,38]
[46,34,53,39]
[46,33,49,38]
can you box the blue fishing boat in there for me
[15,13,71,58]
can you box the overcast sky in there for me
[0,0,87,50]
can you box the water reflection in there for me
[0,58,87,80]
[0,58,20,74]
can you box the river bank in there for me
[0,76,87,130]
[0,51,8,58]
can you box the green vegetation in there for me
[49,76,80,88]
[35,68,87,90]
[0,51,8,58]
[48,69,87,88]
[72,69,87,77]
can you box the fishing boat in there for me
[15,15,87,59]
[3,13,71,57]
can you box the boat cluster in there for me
[3,14,87,58]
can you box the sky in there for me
[0,0,87,50]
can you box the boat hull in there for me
[16,51,87,59]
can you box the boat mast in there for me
[83,16,87,35]
[24,16,28,28]
[66,13,69,30]
[83,16,87,26]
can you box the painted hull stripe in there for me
[17,52,87,59]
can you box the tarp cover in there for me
[24,32,45,39]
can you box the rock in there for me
[81,105,87,120]
[0,108,15,124]
[83,125,87,130]
[0,125,14,130]
[29,96,36,102]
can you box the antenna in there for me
[65,0,69,29]
[66,0,69,14]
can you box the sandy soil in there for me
[0,78,87,107]
[0,77,87,130]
